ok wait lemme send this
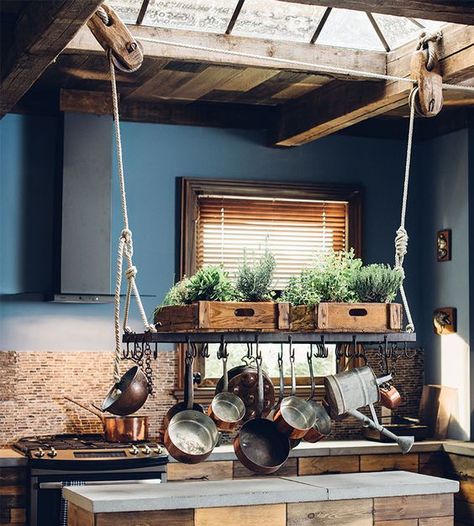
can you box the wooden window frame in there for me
[176,177,362,402]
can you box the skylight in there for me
[108,0,446,51]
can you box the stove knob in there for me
[141,445,151,455]
[153,445,164,455]
[129,445,140,455]
[47,447,57,458]
[34,448,45,458]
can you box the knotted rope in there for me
[394,87,418,333]
[416,30,443,72]
[109,53,156,384]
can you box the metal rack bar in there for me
[123,332,416,345]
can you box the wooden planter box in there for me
[290,303,402,332]
[154,301,290,332]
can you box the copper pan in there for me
[64,397,148,442]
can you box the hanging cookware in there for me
[164,344,203,427]
[65,397,148,442]
[380,384,402,409]
[273,345,316,440]
[215,364,275,422]
[208,342,245,432]
[101,365,149,416]
[268,344,285,420]
[164,348,218,464]
[234,351,290,474]
[303,348,331,443]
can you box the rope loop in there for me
[96,6,110,26]
[126,266,138,280]
[416,30,442,72]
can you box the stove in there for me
[14,433,168,465]
[14,434,169,526]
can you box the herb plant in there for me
[235,250,276,301]
[350,264,403,303]
[183,265,237,303]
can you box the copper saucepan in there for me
[273,346,316,440]
[208,343,245,432]
[101,366,149,416]
[65,397,148,442]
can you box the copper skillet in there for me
[234,350,290,475]
[164,347,218,464]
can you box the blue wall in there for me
[1,113,415,351]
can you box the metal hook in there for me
[255,334,262,361]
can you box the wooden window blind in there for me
[196,195,349,287]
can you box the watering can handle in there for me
[376,374,392,386]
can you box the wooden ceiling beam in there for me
[278,1,474,25]
[271,24,474,146]
[0,0,104,116]
[59,88,276,129]
[65,24,386,78]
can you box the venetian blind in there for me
[196,195,349,288]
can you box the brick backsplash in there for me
[0,348,424,446]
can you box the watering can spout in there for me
[348,408,414,454]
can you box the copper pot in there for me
[380,385,402,409]
[65,397,148,443]
[101,366,149,416]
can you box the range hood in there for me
[52,113,113,303]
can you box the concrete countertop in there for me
[173,439,445,463]
[62,471,459,514]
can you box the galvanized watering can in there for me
[324,366,414,454]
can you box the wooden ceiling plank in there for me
[59,88,276,129]
[218,67,280,92]
[271,23,474,146]
[277,1,474,25]
[1,0,104,115]
[66,24,386,79]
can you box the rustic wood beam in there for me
[271,24,474,146]
[59,88,276,129]
[0,0,104,116]
[278,1,474,25]
[65,24,386,78]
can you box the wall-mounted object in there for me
[433,307,457,335]
[437,229,451,262]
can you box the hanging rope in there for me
[394,87,418,333]
[416,31,442,72]
[135,34,474,95]
[109,53,156,383]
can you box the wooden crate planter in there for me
[290,303,402,332]
[154,301,290,332]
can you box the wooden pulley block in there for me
[87,4,143,72]
[410,48,443,117]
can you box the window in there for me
[179,178,362,397]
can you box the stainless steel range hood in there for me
[52,113,113,303]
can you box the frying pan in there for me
[164,349,218,464]
[234,352,290,475]
[273,346,316,439]
[208,343,245,432]
[65,397,148,442]
[164,349,203,427]
[101,366,149,416]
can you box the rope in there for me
[135,35,474,95]
[109,53,156,383]
[96,6,110,26]
[394,87,418,333]
[417,31,442,71]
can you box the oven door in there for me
[30,465,166,526]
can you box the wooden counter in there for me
[65,471,458,526]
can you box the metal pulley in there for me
[87,4,143,73]
[410,31,443,117]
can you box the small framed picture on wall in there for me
[437,229,451,262]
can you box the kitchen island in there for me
[64,470,458,525]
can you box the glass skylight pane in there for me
[142,0,236,33]
[373,14,421,49]
[416,19,447,31]
[108,0,142,24]
[318,8,384,51]
[232,0,327,42]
